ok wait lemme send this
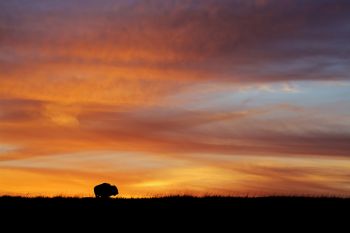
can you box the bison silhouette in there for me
[94,183,118,198]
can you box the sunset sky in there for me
[1,0,350,197]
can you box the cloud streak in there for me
[1,0,350,83]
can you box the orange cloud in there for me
[1,99,349,162]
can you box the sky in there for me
[0,0,350,197]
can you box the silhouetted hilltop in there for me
[1,195,348,230]
[1,195,349,214]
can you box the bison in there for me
[94,183,119,198]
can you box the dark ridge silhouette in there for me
[0,196,348,230]
[94,183,118,198]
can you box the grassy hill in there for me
[1,195,348,229]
